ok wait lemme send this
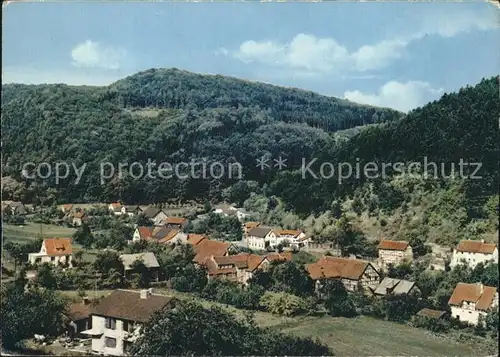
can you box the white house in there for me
[448,282,498,326]
[213,204,248,221]
[132,227,153,243]
[82,289,176,356]
[28,238,73,267]
[247,226,275,250]
[450,240,498,269]
[142,207,168,225]
[121,205,141,217]
[109,203,123,216]
[272,229,308,249]
[377,240,413,270]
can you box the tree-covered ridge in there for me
[107,68,403,131]
[1,68,400,203]
[1,71,498,222]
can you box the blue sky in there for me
[3,1,499,112]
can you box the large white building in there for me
[448,282,498,326]
[272,229,309,249]
[450,240,498,269]
[247,226,275,250]
[28,238,73,267]
[82,289,176,356]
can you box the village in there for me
[1,199,498,356]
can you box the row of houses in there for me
[244,222,311,250]
[376,238,498,271]
[67,265,499,356]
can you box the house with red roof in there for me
[202,251,292,285]
[449,282,498,326]
[306,256,380,293]
[377,239,413,270]
[450,240,498,269]
[28,238,73,267]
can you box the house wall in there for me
[248,236,266,250]
[450,305,486,326]
[361,264,381,291]
[132,229,142,242]
[378,247,413,269]
[450,249,498,269]
[28,253,73,267]
[90,315,140,356]
[153,212,168,225]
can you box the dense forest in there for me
[1,68,401,204]
[1,70,498,226]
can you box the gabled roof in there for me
[208,253,266,274]
[44,238,73,256]
[67,301,92,321]
[248,226,272,238]
[143,206,163,219]
[193,239,231,264]
[187,234,206,245]
[91,289,174,323]
[456,240,497,254]
[164,217,188,225]
[273,229,302,237]
[124,205,139,211]
[120,252,160,270]
[306,256,377,281]
[62,204,74,211]
[373,277,417,296]
[151,226,176,240]
[244,222,260,230]
[109,202,122,212]
[378,240,409,251]
[448,283,497,311]
[137,226,153,239]
[265,252,293,262]
[158,229,182,243]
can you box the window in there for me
[105,317,116,330]
[104,337,116,348]
[51,257,55,261]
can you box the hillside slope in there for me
[1,68,401,204]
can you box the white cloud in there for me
[344,81,444,112]
[71,40,126,69]
[219,10,497,74]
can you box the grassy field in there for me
[3,223,77,244]
[60,289,488,356]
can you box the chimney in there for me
[477,283,484,295]
[82,296,90,305]
[140,289,151,299]
[480,239,485,243]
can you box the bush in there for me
[260,291,312,317]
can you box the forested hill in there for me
[269,76,499,215]
[107,68,403,131]
[1,71,498,218]
[1,68,400,203]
